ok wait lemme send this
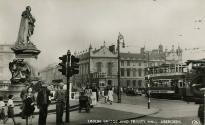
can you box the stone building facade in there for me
[39,43,183,90]
[120,53,146,89]
[39,64,65,83]
[74,44,118,88]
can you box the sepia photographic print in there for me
[0,0,204,125]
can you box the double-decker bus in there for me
[145,64,189,99]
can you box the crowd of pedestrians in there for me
[0,95,19,125]
[0,81,115,125]
[0,80,67,125]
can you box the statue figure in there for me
[9,59,31,84]
[16,6,36,46]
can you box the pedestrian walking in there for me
[85,86,92,106]
[20,84,29,119]
[0,96,6,124]
[5,95,18,125]
[54,83,66,125]
[108,87,113,105]
[92,85,99,102]
[37,82,51,125]
[104,87,108,103]
[23,87,35,125]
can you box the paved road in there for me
[136,115,202,125]
[4,94,201,125]
[113,94,202,125]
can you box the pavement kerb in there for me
[97,102,159,115]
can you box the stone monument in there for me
[0,6,41,100]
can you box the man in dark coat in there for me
[37,83,51,125]
[54,83,66,125]
[20,84,29,118]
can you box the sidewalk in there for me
[5,105,159,125]
[5,100,159,125]
[13,100,79,116]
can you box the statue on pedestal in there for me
[12,6,40,58]
[0,6,41,101]
[17,6,35,45]
[10,6,40,85]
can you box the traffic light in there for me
[70,55,79,76]
[58,55,67,76]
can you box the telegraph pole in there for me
[58,50,79,123]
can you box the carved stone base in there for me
[0,84,25,101]
[23,57,39,79]
[11,41,41,81]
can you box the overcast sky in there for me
[0,0,205,69]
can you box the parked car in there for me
[134,89,142,96]
[125,88,142,96]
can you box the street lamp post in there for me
[146,52,151,109]
[147,77,151,109]
[117,32,125,103]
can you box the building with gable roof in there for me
[74,43,118,89]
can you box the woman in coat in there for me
[23,87,35,125]
[108,87,113,105]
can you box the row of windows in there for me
[0,67,3,74]
[0,55,3,62]
[79,62,113,76]
[79,63,89,74]
[121,68,143,77]
[126,80,142,87]
[121,60,145,67]
[121,61,164,67]
[96,62,113,75]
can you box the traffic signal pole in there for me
[58,50,79,123]
[66,50,71,122]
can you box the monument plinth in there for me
[0,6,41,101]
[11,42,40,58]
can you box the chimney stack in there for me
[109,45,115,53]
